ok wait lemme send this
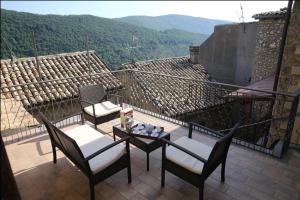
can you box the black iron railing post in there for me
[281,89,300,157]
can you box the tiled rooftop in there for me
[6,111,300,200]
[0,51,122,107]
[121,57,216,116]
[122,57,210,79]
[252,7,287,20]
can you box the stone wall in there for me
[268,1,300,148]
[191,17,284,86]
[194,22,257,86]
[251,18,285,83]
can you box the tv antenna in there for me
[31,31,42,81]
[126,31,141,63]
[239,4,245,23]
[239,4,246,33]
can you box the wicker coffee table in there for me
[113,122,170,171]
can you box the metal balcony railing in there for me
[1,69,299,157]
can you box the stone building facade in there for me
[191,22,257,86]
[189,6,299,152]
[269,1,300,148]
[190,9,286,86]
[251,9,286,83]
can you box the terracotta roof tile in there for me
[252,7,287,20]
[1,51,122,107]
[122,56,217,116]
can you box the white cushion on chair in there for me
[166,136,213,175]
[65,125,126,174]
[84,101,122,117]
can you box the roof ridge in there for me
[1,50,96,63]
[252,7,287,20]
[121,55,189,66]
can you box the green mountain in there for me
[115,14,234,35]
[1,9,208,70]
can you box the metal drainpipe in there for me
[273,0,294,92]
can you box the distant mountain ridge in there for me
[1,9,208,70]
[115,14,234,35]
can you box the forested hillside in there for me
[115,14,233,35]
[1,9,208,70]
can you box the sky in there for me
[1,1,288,22]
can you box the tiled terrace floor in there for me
[5,111,300,200]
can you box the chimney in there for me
[189,46,200,64]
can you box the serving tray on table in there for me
[129,123,164,139]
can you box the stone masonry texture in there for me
[269,1,300,147]
[252,18,285,83]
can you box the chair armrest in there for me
[160,138,208,164]
[80,100,96,117]
[189,122,223,138]
[84,136,130,162]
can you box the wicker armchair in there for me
[39,113,131,200]
[79,84,123,129]
[161,122,240,200]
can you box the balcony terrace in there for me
[2,1,300,198]
[1,59,299,199]
[4,110,300,200]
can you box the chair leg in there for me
[89,180,95,200]
[126,141,132,183]
[221,160,226,182]
[52,144,57,164]
[161,166,165,187]
[94,123,97,130]
[81,113,85,125]
[161,143,166,187]
[127,156,132,184]
[199,182,204,200]
[146,152,150,171]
